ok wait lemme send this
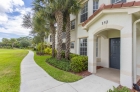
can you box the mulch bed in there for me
[97,66,104,69]
[72,66,104,78]
[72,71,92,78]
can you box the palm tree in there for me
[32,10,48,53]
[50,22,56,57]
[48,0,69,60]
[44,10,56,58]
[22,13,32,29]
[64,0,81,59]
[32,0,56,57]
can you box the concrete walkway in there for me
[20,51,119,92]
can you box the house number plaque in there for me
[102,20,108,25]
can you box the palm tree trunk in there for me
[55,10,63,60]
[50,23,55,57]
[65,14,70,59]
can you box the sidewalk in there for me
[20,51,119,92]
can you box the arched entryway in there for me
[88,24,133,88]
[94,28,121,83]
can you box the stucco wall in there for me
[70,14,76,21]
[99,0,110,6]
[70,48,75,53]
[70,31,76,53]
[108,30,120,38]
[100,37,109,68]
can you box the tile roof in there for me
[82,1,140,27]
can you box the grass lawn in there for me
[0,49,28,92]
[34,52,82,82]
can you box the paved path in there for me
[20,51,119,92]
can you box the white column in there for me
[120,15,133,88]
[133,24,137,83]
[88,36,97,73]
[133,19,140,83]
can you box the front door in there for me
[110,38,120,69]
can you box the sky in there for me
[0,0,33,42]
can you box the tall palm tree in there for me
[50,22,56,57]
[48,0,69,60]
[64,0,81,59]
[45,6,56,58]
[32,11,46,53]
[22,13,32,29]
[33,0,56,57]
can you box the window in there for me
[93,0,99,13]
[80,38,87,55]
[96,38,98,57]
[111,0,126,4]
[71,20,75,30]
[50,35,52,42]
[62,43,66,50]
[81,2,88,23]
[71,42,74,49]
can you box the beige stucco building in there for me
[45,0,140,89]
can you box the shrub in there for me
[108,86,130,92]
[46,57,71,71]
[44,47,52,55]
[69,53,79,60]
[33,47,37,51]
[70,55,88,73]
[37,43,45,51]
[61,51,65,58]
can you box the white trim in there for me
[93,25,123,35]
[83,7,140,30]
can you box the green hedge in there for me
[70,55,88,73]
[46,57,71,71]
[46,53,88,73]
[61,51,65,58]
[69,53,79,60]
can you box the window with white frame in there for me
[71,20,75,30]
[80,38,87,55]
[111,0,126,4]
[81,2,88,23]
[93,0,99,13]
[71,42,74,49]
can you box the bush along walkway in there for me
[20,51,119,92]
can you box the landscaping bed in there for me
[34,52,82,82]
[46,53,88,73]
[35,47,91,82]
